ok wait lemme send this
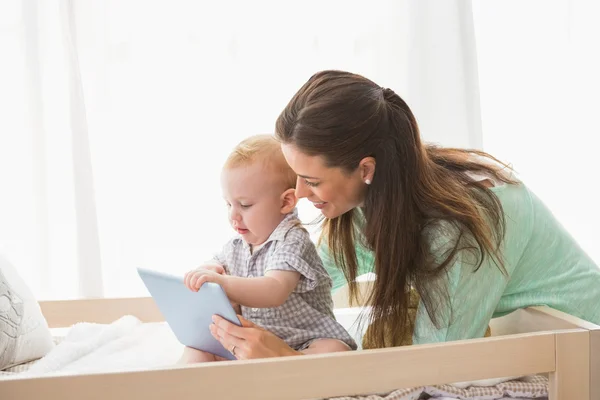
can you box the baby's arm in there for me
[220,230,320,308]
[192,270,300,308]
[221,271,300,308]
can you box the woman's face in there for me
[281,144,372,219]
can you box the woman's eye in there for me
[304,180,319,188]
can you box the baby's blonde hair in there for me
[224,134,297,189]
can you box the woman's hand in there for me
[210,315,300,360]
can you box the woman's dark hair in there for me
[275,70,516,348]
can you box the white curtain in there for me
[1,0,485,299]
[1,0,104,299]
[473,0,600,265]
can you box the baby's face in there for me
[221,162,287,246]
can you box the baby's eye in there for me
[225,202,231,208]
[240,204,252,209]
[304,179,320,188]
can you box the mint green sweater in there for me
[319,182,600,344]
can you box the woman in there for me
[209,70,600,359]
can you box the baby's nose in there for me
[229,208,241,221]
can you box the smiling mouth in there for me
[236,227,249,234]
[312,201,327,209]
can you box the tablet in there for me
[137,267,241,360]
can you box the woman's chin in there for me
[319,205,340,219]
[321,203,360,219]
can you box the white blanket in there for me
[21,316,182,376]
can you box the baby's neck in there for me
[249,241,267,255]
[246,212,291,254]
[246,214,288,254]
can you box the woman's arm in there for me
[414,223,512,344]
[414,256,509,343]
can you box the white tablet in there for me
[137,267,241,360]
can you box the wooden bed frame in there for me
[1,286,599,400]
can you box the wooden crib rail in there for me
[40,297,164,327]
[37,294,599,400]
[3,331,558,400]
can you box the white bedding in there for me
[5,308,366,378]
[19,316,182,377]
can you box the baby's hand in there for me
[184,264,226,291]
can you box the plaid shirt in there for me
[214,209,357,350]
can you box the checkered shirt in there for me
[213,209,357,350]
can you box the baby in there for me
[179,135,356,363]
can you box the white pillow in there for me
[0,255,54,370]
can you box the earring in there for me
[365,179,371,185]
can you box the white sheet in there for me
[3,308,365,378]
[20,316,181,377]
[13,308,366,377]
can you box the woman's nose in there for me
[295,177,311,199]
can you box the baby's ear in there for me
[280,188,297,214]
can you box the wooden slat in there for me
[591,328,600,400]
[528,307,600,331]
[549,330,590,400]
[40,297,164,327]
[41,291,366,328]
[2,332,556,400]
[490,306,600,336]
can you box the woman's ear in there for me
[359,157,376,184]
[280,188,298,214]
